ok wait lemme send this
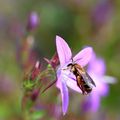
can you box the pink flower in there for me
[56,35,93,115]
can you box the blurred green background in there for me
[0,0,120,120]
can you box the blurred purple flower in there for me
[91,0,114,28]
[27,11,39,31]
[82,52,116,112]
[56,35,93,115]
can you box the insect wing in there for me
[85,72,96,87]
[76,67,96,88]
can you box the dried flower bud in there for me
[44,53,59,69]
[30,61,41,81]
[23,61,41,91]
[31,88,40,101]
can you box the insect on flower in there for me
[66,60,96,95]
[55,35,94,115]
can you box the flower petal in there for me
[56,75,69,115]
[82,92,100,112]
[73,47,93,67]
[88,56,106,76]
[56,36,72,67]
[59,68,82,93]
[65,78,82,93]
[90,92,100,112]
[103,76,117,84]
[89,73,109,96]
[61,81,69,115]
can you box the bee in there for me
[67,62,96,95]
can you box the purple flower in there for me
[55,35,93,115]
[91,0,113,27]
[82,52,116,112]
[27,12,39,31]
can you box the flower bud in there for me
[26,12,39,31]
